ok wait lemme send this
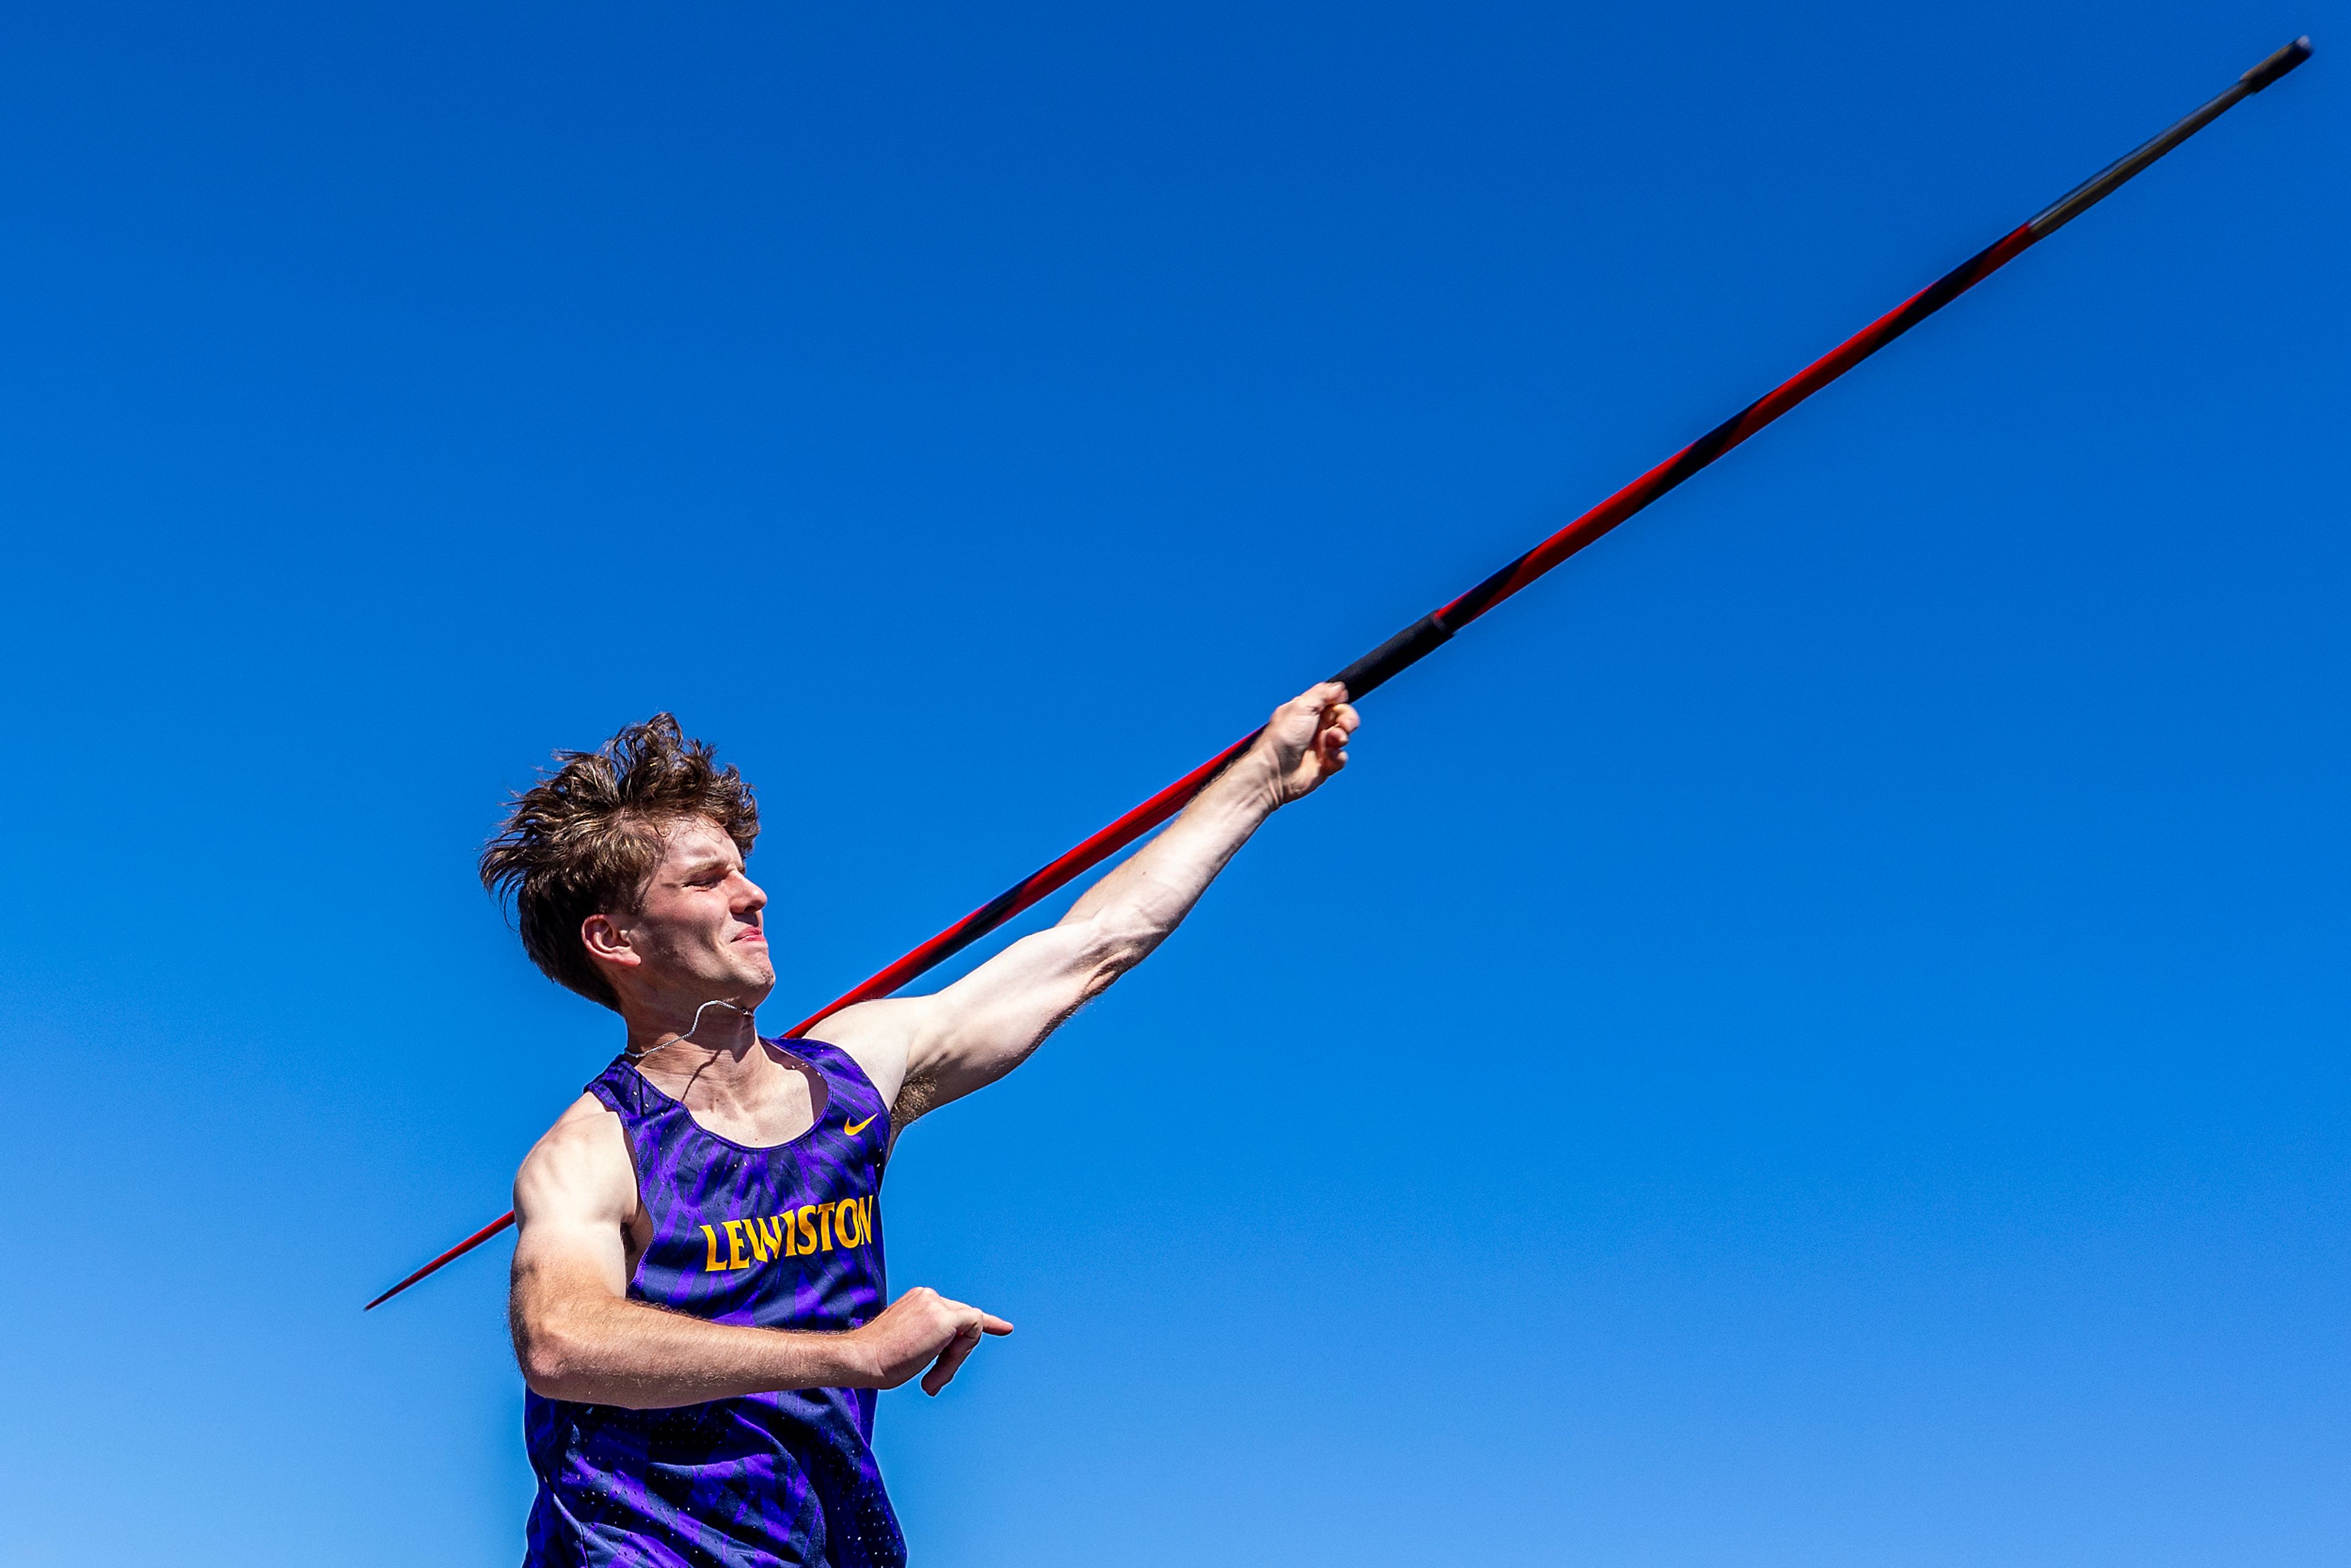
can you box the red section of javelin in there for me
[782,732,1262,1037]
[1440,223,2038,631]
[363,1210,518,1310]
[1725,226,2035,449]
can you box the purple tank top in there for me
[524,1037,901,1568]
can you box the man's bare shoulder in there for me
[514,1093,636,1225]
[544,1090,623,1138]
[797,997,929,1098]
[800,997,922,1045]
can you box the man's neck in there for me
[624,1001,767,1088]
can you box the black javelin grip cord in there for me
[367,38,2311,1311]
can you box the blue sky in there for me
[1,3,2344,1563]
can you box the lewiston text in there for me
[699,1196,876,1272]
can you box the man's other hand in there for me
[847,1286,1016,1396]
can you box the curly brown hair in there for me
[480,714,760,1011]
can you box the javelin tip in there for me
[2243,37,2312,92]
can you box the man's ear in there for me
[582,913,640,973]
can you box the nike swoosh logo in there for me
[844,1115,875,1137]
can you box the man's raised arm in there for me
[814,681,1359,1127]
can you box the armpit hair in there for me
[890,1070,944,1133]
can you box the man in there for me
[493,681,1359,1567]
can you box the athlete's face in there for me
[590,817,775,1016]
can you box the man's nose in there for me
[735,874,768,913]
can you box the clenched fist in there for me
[1254,681,1360,805]
[846,1286,1015,1396]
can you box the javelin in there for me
[367,38,2311,1312]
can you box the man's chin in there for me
[731,960,778,1001]
[672,951,774,1011]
